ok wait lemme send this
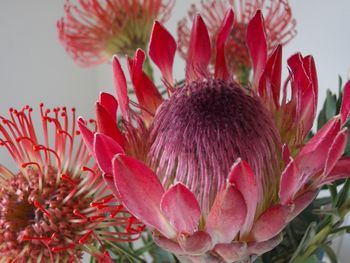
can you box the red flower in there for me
[178,0,296,82]
[80,9,350,262]
[58,0,174,66]
[0,105,143,262]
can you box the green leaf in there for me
[336,179,350,207]
[148,244,177,263]
[320,244,337,263]
[296,255,323,263]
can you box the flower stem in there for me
[104,240,147,263]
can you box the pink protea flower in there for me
[58,0,174,66]
[0,105,143,262]
[178,0,296,82]
[79,9,350,262]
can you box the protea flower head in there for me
[57,0,174,66]
[0,105,143,262]
[178,0,296,82]
[79,8,350,263]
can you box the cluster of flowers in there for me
[1,0,350,262]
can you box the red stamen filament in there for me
[22,236,51,242]
[51,243,76,253]
[34,200,51,219]
[79,230,93,244]
[61,174,77,186]
[73,209,87,220]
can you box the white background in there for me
[0,0,350,261]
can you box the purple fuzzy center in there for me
[150,79,280,213]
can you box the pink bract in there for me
[79,9,350,263]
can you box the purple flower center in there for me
[150,79,281,213]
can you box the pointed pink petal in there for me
[149,21,176,85]
[112,56,129,121]
[95,102,125,148]
[321,157,350,185]
[296,117,341,185]
[178,231,212,255]
[300,117,341,156]
[287,54,317,137]
[258,45,282,107]
[228,159,258,235]
[99,92,118,122]
[186,15,211,82]
[113,155,175,238]
[323,128,348,177]
[289,191,317,220]
[248,234,283,256]
[77,117,94,155]
[93,133,124,174]
[130,49,163,118]
[246,10,267,87]
[103,174,121,199]
[160,183,201,235]
[153,236,184,255]
[214,9,234,80]
[206,185,247,244]
[340,80,350,123]
[251,205,291,242]
[279,158,300,205]
[214,242,247,262]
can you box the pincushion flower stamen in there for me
[0,105,143,262]
[58,0,175,67]
[79,8,350,263]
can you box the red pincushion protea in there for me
[58,0,174,66]
[78,9,350,263]
[178,0,296,82]
[0,105,143,262]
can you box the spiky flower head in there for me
[79,8,350,263]
[178,0,296,82]
[0,105,143,262]
[58,0,174,66]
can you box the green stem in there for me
[104,240,147,263]
[238,65,251,86]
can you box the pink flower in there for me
[58,0,174,66]
[178,0,296,82]
[0,105,143,262]
[80,9,350,262]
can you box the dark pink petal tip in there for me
[112,55,129,121]
[215,9,234,80]
[77,117,94,155]
[247,10,267,87]
[186,14,211,81]
[149,21,176,85]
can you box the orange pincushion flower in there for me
[58,0,174,66]
[0,105,143,262]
